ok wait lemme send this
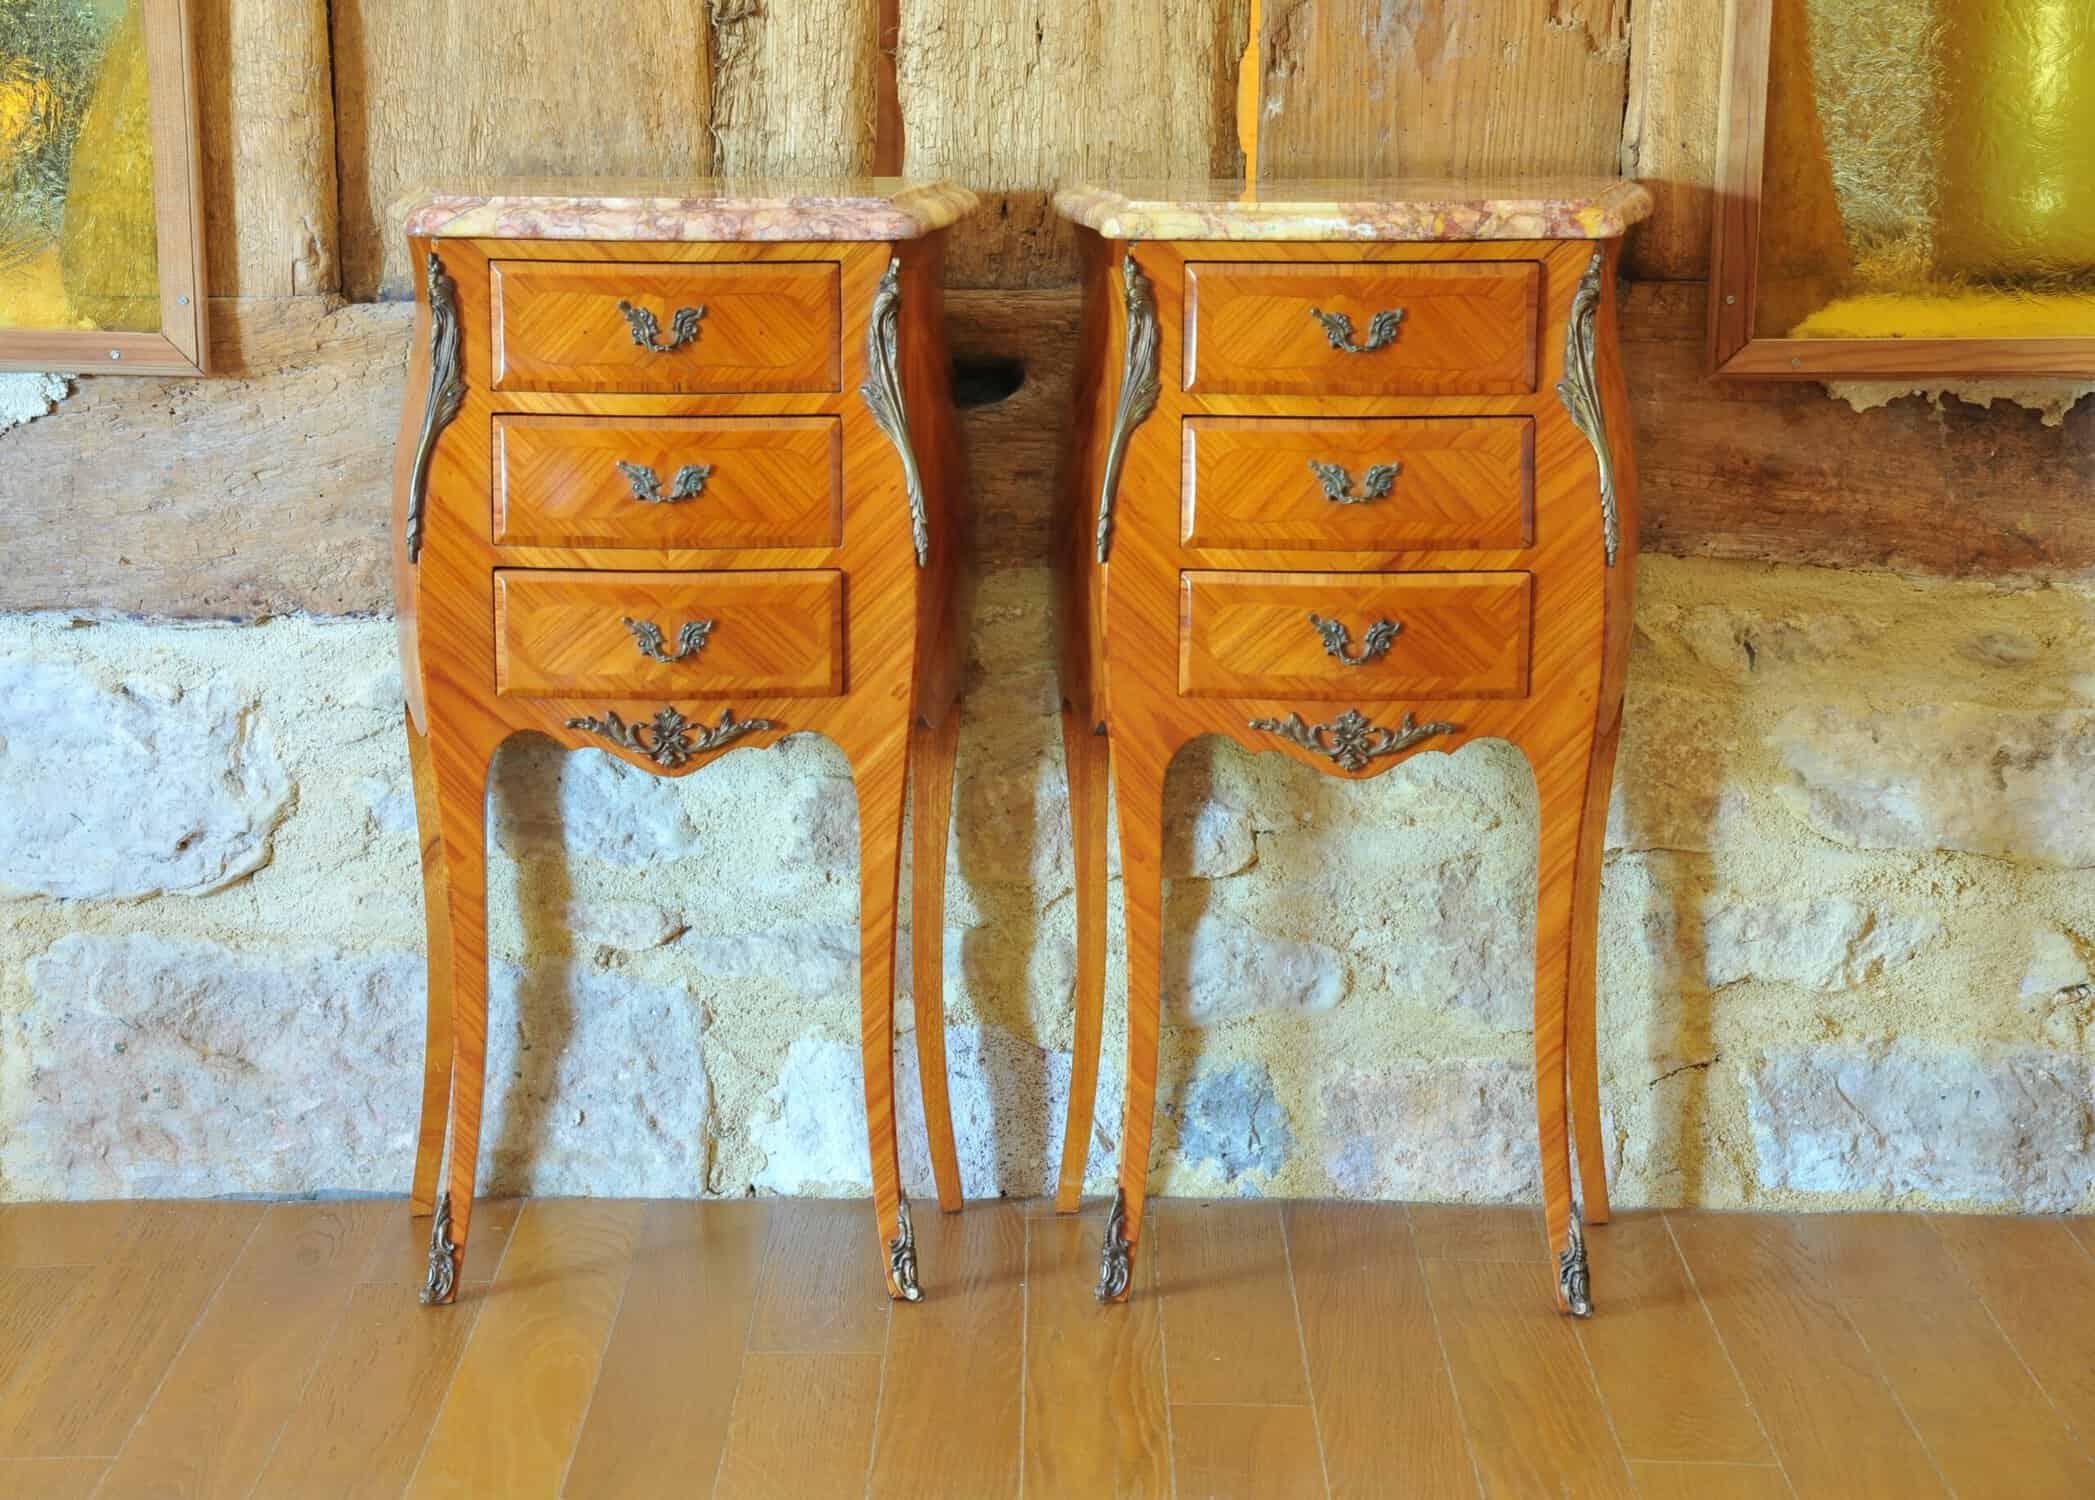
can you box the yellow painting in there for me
[1757,0,2095,341]
[0,0,159,334]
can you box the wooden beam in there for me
[708,0,878,179]
[194,0,338,297]
[329,1,716,300]
[1255,0,1630,181]
[897,0,1249,287]
[1621,0,1724,280]
[0,299,410,619]
[5,285,2090,621]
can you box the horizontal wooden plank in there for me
[1623,280,2095,577]
[0,298,408,619]
[5,283,2092,622]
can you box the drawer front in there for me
[494,415,842,550]
[1184,261,1539,397]
[1183,417,1533,553]
[496,569,843,699]
[1179,570,1531,700]
[490,260,841,394]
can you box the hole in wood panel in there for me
[952,354,1024,408]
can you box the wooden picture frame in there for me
[0,0,207,376]
[1710,0,2095,380]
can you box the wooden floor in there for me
[0,1199,2090,1499]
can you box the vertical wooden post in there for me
[1237,0,1262,187]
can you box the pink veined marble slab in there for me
[397,178,979,242]
[1054,178,1653,242]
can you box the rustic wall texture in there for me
[2,0,2091,1214]
[5,556,2093,1211]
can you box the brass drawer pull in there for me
[1309,613,1400,666]
[1310,306,1404,353]
[616,460,713,504]
[624,617,714,663]
[617,299,705,353]
[1308,460,1401,504]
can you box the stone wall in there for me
[4,555,2090,1212]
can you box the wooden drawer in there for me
[494,415,841,550]
[1182,417,1533,553]
[1178,570,1530,700]
[496,569,843,699]
[1183,261,1539,397]
[489,260,841,394]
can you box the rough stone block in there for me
[2021,929,2092,998]
[1167,915,1348,1025]
[1770,705,2095,867]
[1169,1059,1293,1183]
[1746,1043,2095,1210]
[683,923,859,1000]
[569,901,685,951]
[1323,1061,1539,1201]
[1381,854,1534,1029]
[1607,682,1747,854]
[748,1023,1123,1201]
[478,962,710,1197]
[493,741,700,867]
[11,934,420,1196]
[1703,899,1937,991]
[0,661,290,900]
[6,933,711,1200]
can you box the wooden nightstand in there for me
[1049,179,1653,1316]
[389,179,977,1305]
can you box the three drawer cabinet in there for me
[389,179,977,1306]
[1050,180,1654,1316]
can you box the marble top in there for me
[1053,178,1653,242]
[397,178,978,243]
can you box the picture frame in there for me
[0,0,207,376]
[1709,0,2095,380]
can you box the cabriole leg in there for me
[422,727,496,1307]
[1568,723,1622,1226]
[404,713,454,1220]
[1097,744,1167,1303]
[909,710,965,1213]
[1055,711,1111,1213]
[853,728,921,1302]
[1536,747,1594,1317]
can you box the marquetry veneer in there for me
[1051,178,1655,1317]
[389,179,977,1307]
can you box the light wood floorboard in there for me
[0,1199,2085,1497]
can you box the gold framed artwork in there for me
[1711,0,2095,379]
[0,0,206,375]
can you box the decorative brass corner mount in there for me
[405,252,466,563]
[1556,250,1620,566]
[1094,256,1161,563]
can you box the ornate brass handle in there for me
[1309,613,1401,666]
[1310,306,1404,354]
[1308,460,1401,504]
[623,617,714,663]
[616,460,712,504]
[617,299,704,352]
